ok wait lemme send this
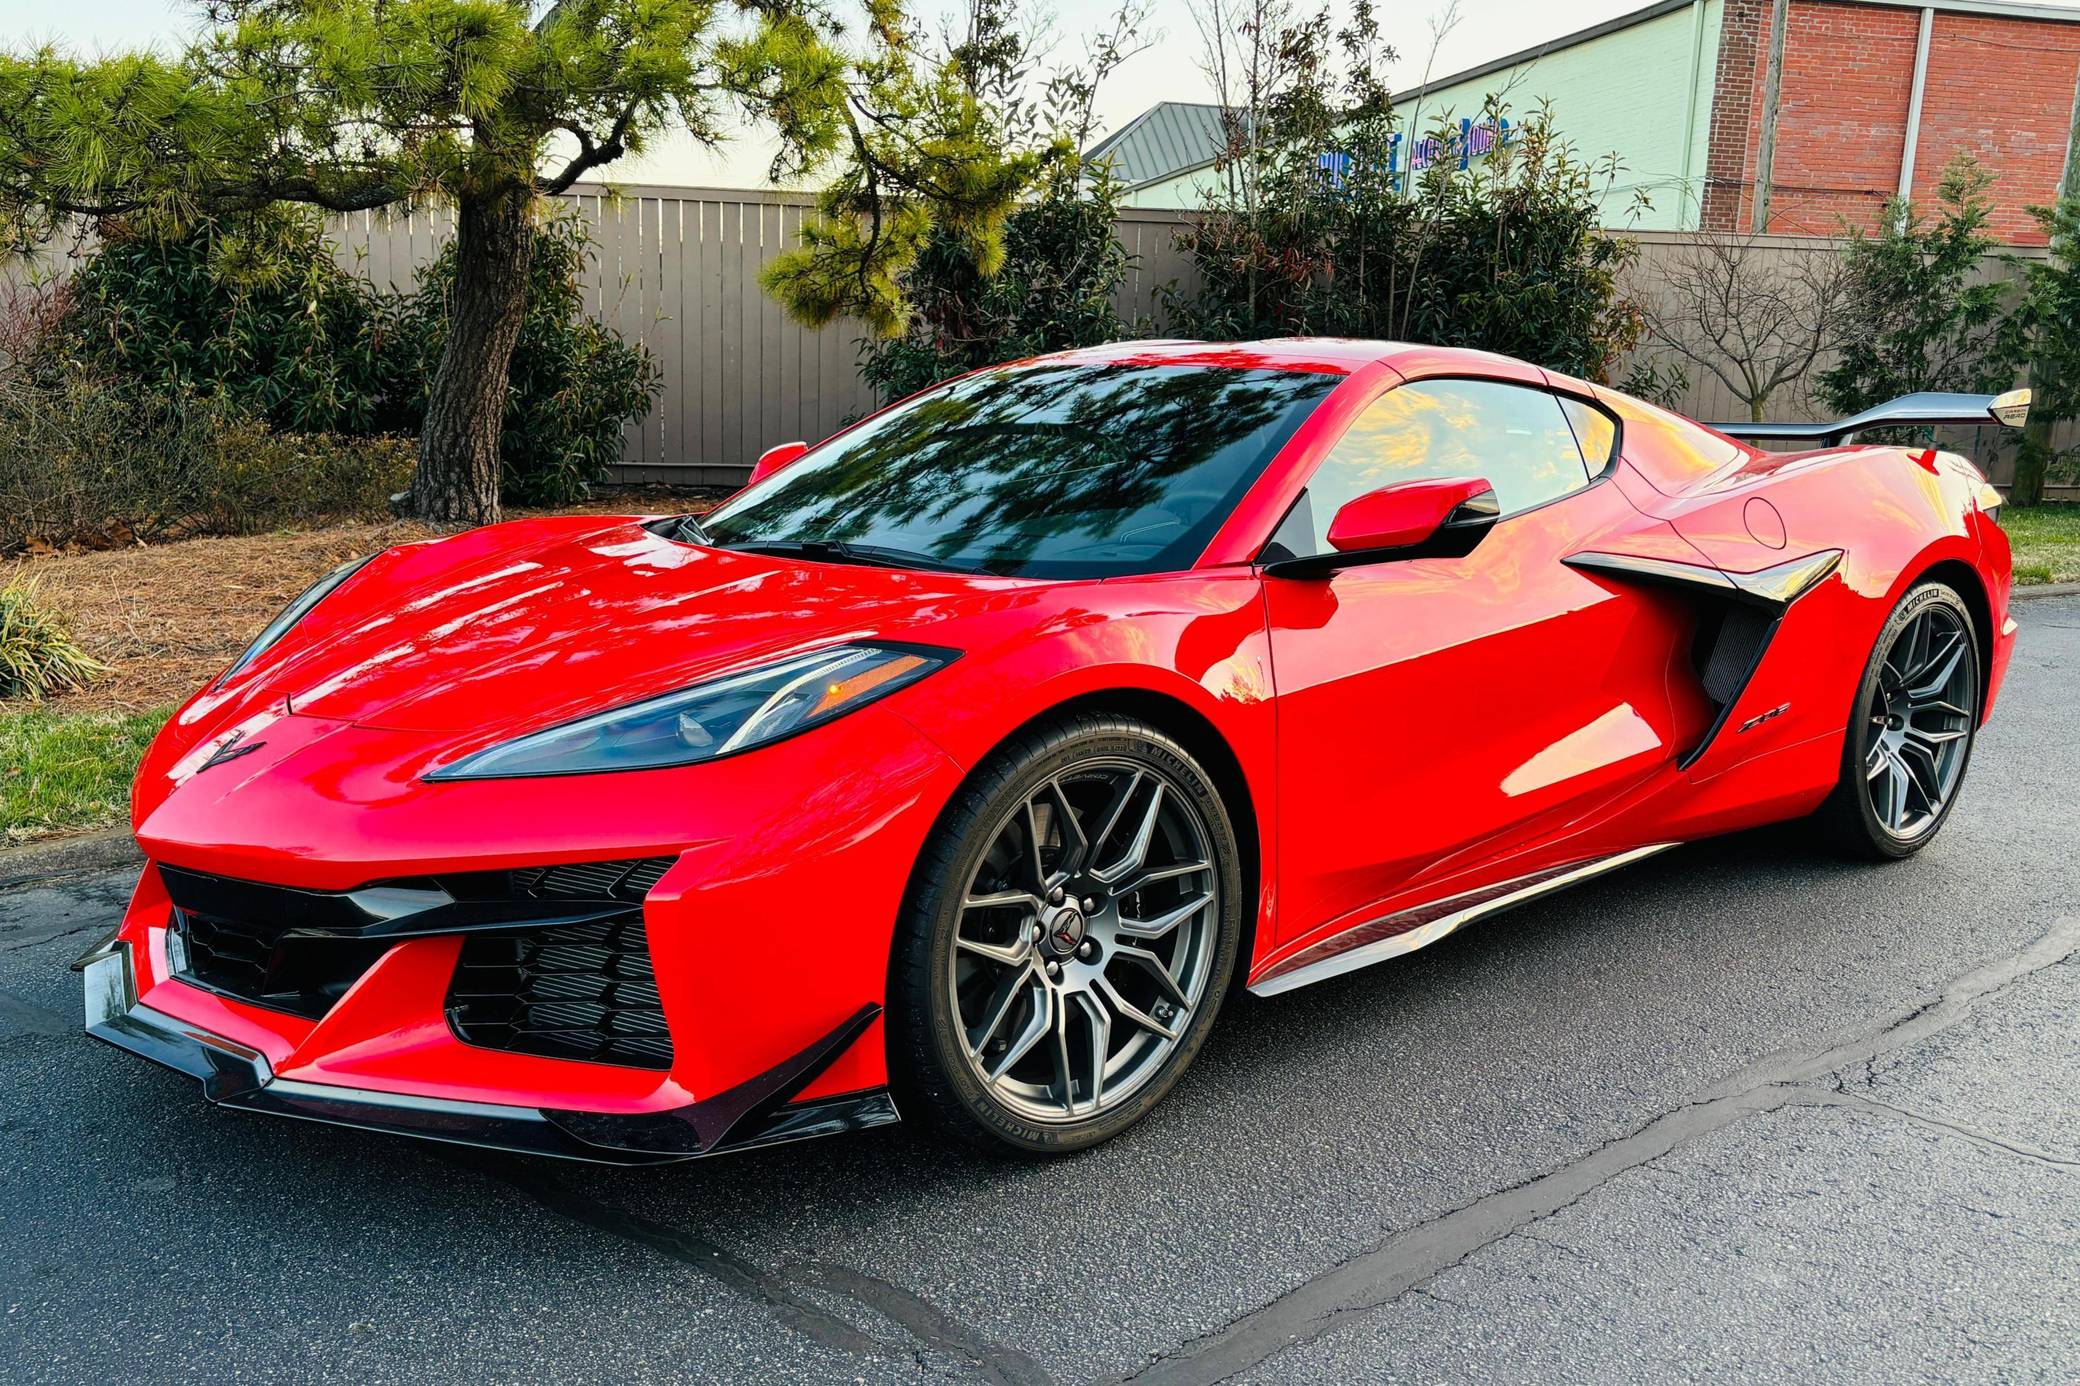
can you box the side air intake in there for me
[1564,549,1842,768]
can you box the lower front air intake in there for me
[446,917,674,1069]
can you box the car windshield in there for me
[696,362,1337,578]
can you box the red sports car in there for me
[79,340,2024,1161]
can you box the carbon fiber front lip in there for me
[77,937,896,1165]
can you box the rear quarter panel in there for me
[1621,445,1997,812]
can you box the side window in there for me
[1272,379,1596,558]
[1559,396,1619,473]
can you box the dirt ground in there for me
[1,492,717,715]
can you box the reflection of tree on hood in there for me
[713,365,1329,568]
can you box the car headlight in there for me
[427,642,958,780]
[218,554,376,685]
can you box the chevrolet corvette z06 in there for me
[79,339,2024,1161]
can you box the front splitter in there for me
[78,935,897,1165]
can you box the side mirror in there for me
[1268,477,1499,577]
[747,440,809,487]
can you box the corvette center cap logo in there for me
[1046,906,1087,955]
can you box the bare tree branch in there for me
[1640,233,1844,422]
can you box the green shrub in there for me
[52,207,413,436]
[45,205,656,506]
[0,580,105,700]
[858,164,1140,404]
[2003,194,2080,501]
[1162,0,1642,381]
[1172,92,1643,379]
[1819,156,2017,416]
[0,372,413,552]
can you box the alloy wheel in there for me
[947,757,1220,1124]
[1862,603,1975,840]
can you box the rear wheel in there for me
[1815,582,1980,859]
[890,714,1241,1154]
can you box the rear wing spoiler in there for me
[1711,388,2031,446]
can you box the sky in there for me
[9,0,2077,189]
[0,0,1659,184]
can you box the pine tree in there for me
[0,0,1032,522]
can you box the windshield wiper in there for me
[717,538,998,575]
[653,513,713,545]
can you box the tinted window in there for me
[701,364,1335,578]
[1272,378,1595,558]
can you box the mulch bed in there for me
[1,490,719,715]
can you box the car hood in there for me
[205,516,1032,741]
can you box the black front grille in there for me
[158,856,679,1037]
[446,918,673,1069]
[172,909,392,1020]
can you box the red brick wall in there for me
[1702,0,2080,245]
[1910,12,2080,243]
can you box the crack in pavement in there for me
[462,1156,889,1356]
[0,918,105,954]
[797,1260,1053,1385]
[1121,915,2080,1385]
[464,1154,1049,1380]
[1794,1088,2080,1172]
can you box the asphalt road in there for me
[4,598,2078,1385]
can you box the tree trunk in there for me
[2013,409,2052,508]
[411,189,534,524]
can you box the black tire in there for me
[1813,581,1981,860]
[889,712,1243,1155]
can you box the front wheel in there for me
[1814,581,1981,859]
[889,713,1242,1154]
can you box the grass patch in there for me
[1,707,169,844]
[2004,505,2080,586]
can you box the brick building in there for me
[1702,0,2080,239]
[1093,0,2080,241]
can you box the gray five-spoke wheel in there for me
[948,757,1219,1124]
[1863,602,1975,840]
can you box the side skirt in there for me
[1248,844,1678,998]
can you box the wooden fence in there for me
[1617,231,2040,421]
[1615,230,2068,491]
[20,188,2051,487]
[330,186,1201,485]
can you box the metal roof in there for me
[1082,102,1236,188]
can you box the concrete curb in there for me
[0,829,141,893]
[2013,581,2080,602]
